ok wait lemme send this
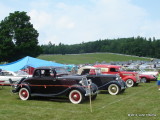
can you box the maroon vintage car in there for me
[11,67,98,104]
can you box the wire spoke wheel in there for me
[69,90,84,104]
[19,88,30,100]
[126,79,134,87]
[108,84,120,95]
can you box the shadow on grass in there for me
[16,96,97,104]
[29,96,70,103]
[98,90,127,95]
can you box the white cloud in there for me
[0,3,13,21]
[1,0,160,45]
[56,16,75,29]
[28,10,53,30]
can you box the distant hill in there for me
[38,52,150,64]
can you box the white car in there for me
[0,70,32,85]
[139,69,158,79]
[125,68,158,79]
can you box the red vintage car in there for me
[94,65,140,87]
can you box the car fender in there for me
[105,81,121,90]
[68,84,87,95]
[91,83,98,91]
[15,82,31,93]
[122,76,137,82]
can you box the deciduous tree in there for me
[0,11,42,62]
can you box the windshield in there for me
[95,68,101,74]
[55,67,69,74]
[111,67,120,72]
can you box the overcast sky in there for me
[0,0,160,45]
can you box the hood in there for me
[57,75,85,81]
[120,71,137,75]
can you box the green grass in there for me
[38,53,149,64]
[0,82,159,120]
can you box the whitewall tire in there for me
[126,79,134,87]
[108,84,120,95]
[69,90,84,104]
[19,88,31,100]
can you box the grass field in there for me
[38,53,149,64]
[0,82,159,120]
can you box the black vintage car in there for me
[77,66,127,95]
[11,67,98,104]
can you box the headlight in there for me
[79,77,92,87]
[116,74,122,81]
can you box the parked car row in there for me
[0,64,157,104]
[7,66,127,104]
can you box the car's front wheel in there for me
[126,79,134,87]
[69,90,84,104]
[19,87,31,100]
[108,84,120,95]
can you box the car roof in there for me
[94,64,121,68]
[80,66,97,69]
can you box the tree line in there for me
[41,36,160,58]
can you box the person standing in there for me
[157,70,160,90]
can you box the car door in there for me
[27,76,46,94]
[29,72,66,94]
[26,69,49,94]
[39,76,59,94]
[87,75,102,87]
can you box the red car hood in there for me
[120,71,137,75]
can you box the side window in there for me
[81,69,90,75]
[44,70,51,77]
[101,68,108,72]
[34,69,51,77]
[34,70,41,77]
[110,68,118,72]
[0,72,3,76]
[4,72,13,76]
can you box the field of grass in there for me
[38,53,149,64]
[0,82,159,120]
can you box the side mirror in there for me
[53,69,57,78]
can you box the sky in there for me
[0,0,160,45]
